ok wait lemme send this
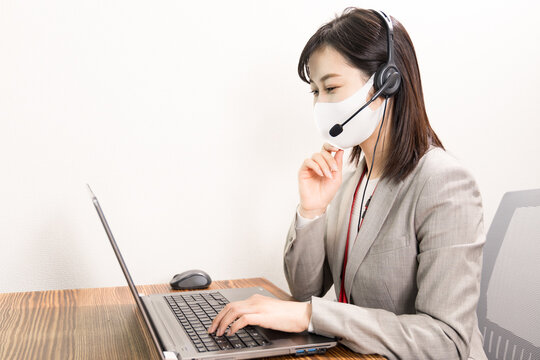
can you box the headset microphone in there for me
[329,72,400,137]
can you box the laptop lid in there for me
[87,185,175,360]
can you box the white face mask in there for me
[313,74,385,150]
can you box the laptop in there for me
[87,185,337,359]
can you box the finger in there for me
[216,305,243,336]
[208,304,232,333]
[335,149,344,171]
[227,314,260,336]
[303,158,324,177]
[312,153,333,179]
[322,142,340,153]
[320,149,338,172]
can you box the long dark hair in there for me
[298,7,443,182]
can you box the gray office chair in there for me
[477,189,540,360]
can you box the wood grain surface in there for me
[0,277,384,359]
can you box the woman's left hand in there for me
[207,294,312,336]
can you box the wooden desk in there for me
[0,277,384,359]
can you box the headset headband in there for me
[370,9,401,97]
[373,10,395,67]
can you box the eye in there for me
[309,87,337,96]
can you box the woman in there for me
[209,8,487,360]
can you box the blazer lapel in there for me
[344,170,404,302]
[331,159,366,285]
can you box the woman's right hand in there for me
[298,143,344,218]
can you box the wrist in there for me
[298,205,326,219]
[303,302,312,331]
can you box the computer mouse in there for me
[170,269,212,290]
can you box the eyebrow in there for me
[309,73,341,84]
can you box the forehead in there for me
[307,45,362,83]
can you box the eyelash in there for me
[310,87,337,95]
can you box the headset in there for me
[337,10,404,303]
[329,9,402,137]
[372,10,401,98]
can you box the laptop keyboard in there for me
[165,292,271,352]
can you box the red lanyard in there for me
[338,168,379,303]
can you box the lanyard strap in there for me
[338,168,379,303]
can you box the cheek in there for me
[368,96,385,111]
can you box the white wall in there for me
[1,0,539,294]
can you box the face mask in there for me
[313,74,385,150]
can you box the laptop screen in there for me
[87,185,167,360]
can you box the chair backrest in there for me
[477,189,540,360]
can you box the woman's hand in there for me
[298,143,344,218]
[207,294,312,336]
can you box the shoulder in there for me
[409,146,483,215]
[409,146,478,190]
[410,147,485,250]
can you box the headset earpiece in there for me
[374,64,401,97]
[372,10,402,98]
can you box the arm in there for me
[283,207,333,301]
[283,144,344,302]
[309,165,485,360]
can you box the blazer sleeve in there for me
[308,164,485,360]
[283,208,334,301]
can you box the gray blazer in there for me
[284,146,487,360]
